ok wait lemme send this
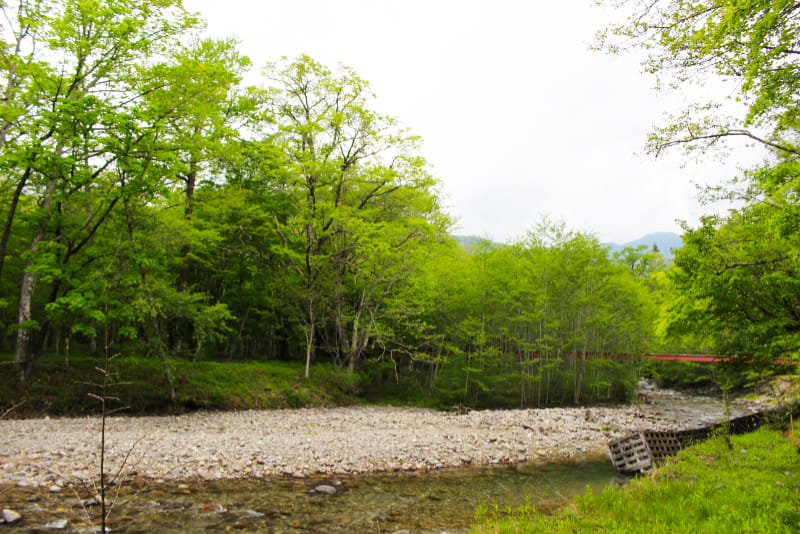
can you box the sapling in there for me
[77,302,135,533]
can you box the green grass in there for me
[0,353,363,416]
[472,427,800,533]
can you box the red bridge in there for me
[511,353,796,364]
[644,354,731,363]
[643,354,797,365]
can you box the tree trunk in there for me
[65,331,70,370]
[13,153,61,379]
[153,317,177,405]
[0,168,32,280]
[304,297,315,379]
[13,263,39,381]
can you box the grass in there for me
[0,353,363,416]
[472,427,800,533]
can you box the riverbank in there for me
[0,389,765,487]
[472,427,800,533]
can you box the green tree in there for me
[663,204,800,363]
[1,0,199,379]
[138,37,254,356]
[597,0,800,159]
[263,55,448,377]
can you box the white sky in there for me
[183,0,764,244]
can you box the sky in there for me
[182,0,764,244]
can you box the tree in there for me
[263,55,448,377]
[1,0,199,379]
[597,0,800,159]
[142,38,252,278]
[662,203,800,363]
[138,37,254,356]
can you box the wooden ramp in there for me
[608,406,797,474]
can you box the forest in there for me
[1,0,798,412]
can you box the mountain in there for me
[452,232,684,259]
[452,235,485,249]
[452,235,502,250]
[603,232,683,259]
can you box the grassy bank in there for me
[0,354,362,416]
[472,427,800,533]
[1,351,644,416]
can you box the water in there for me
[2,455,618,533]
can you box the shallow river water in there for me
[2,455,618,533]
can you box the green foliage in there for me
[660,203,800,365]
[642,360,716,389]
[472,428,800,533]
[262,54,449,375]
[598,0,800,158]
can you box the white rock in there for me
[313,484,337,495]
[242,509,265,518]
[43,518,69,529]
[2,509,22,523]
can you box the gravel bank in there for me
[0,390,764,487]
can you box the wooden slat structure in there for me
[608,405,798,474]
[608,427,712,473]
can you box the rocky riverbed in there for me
[0,389,766,489]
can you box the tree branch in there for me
[656,129,800,157]
[715,256,788,275]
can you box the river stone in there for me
[242,509,265,518]
[2,509,22,523]
[74,495,106,508]
[313,484,337,495]
[43,518,69,529]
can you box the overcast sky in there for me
[183,0,763,244]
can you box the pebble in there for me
[242,509,265,518]
[2,509,22,523]
[313,484,337,495]
[0,390,763,486]
[43,518,69,529]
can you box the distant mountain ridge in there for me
[602,232,683,259]
[452,235,489,249]
[452,232,684,259]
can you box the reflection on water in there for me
[3,455,618,533]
